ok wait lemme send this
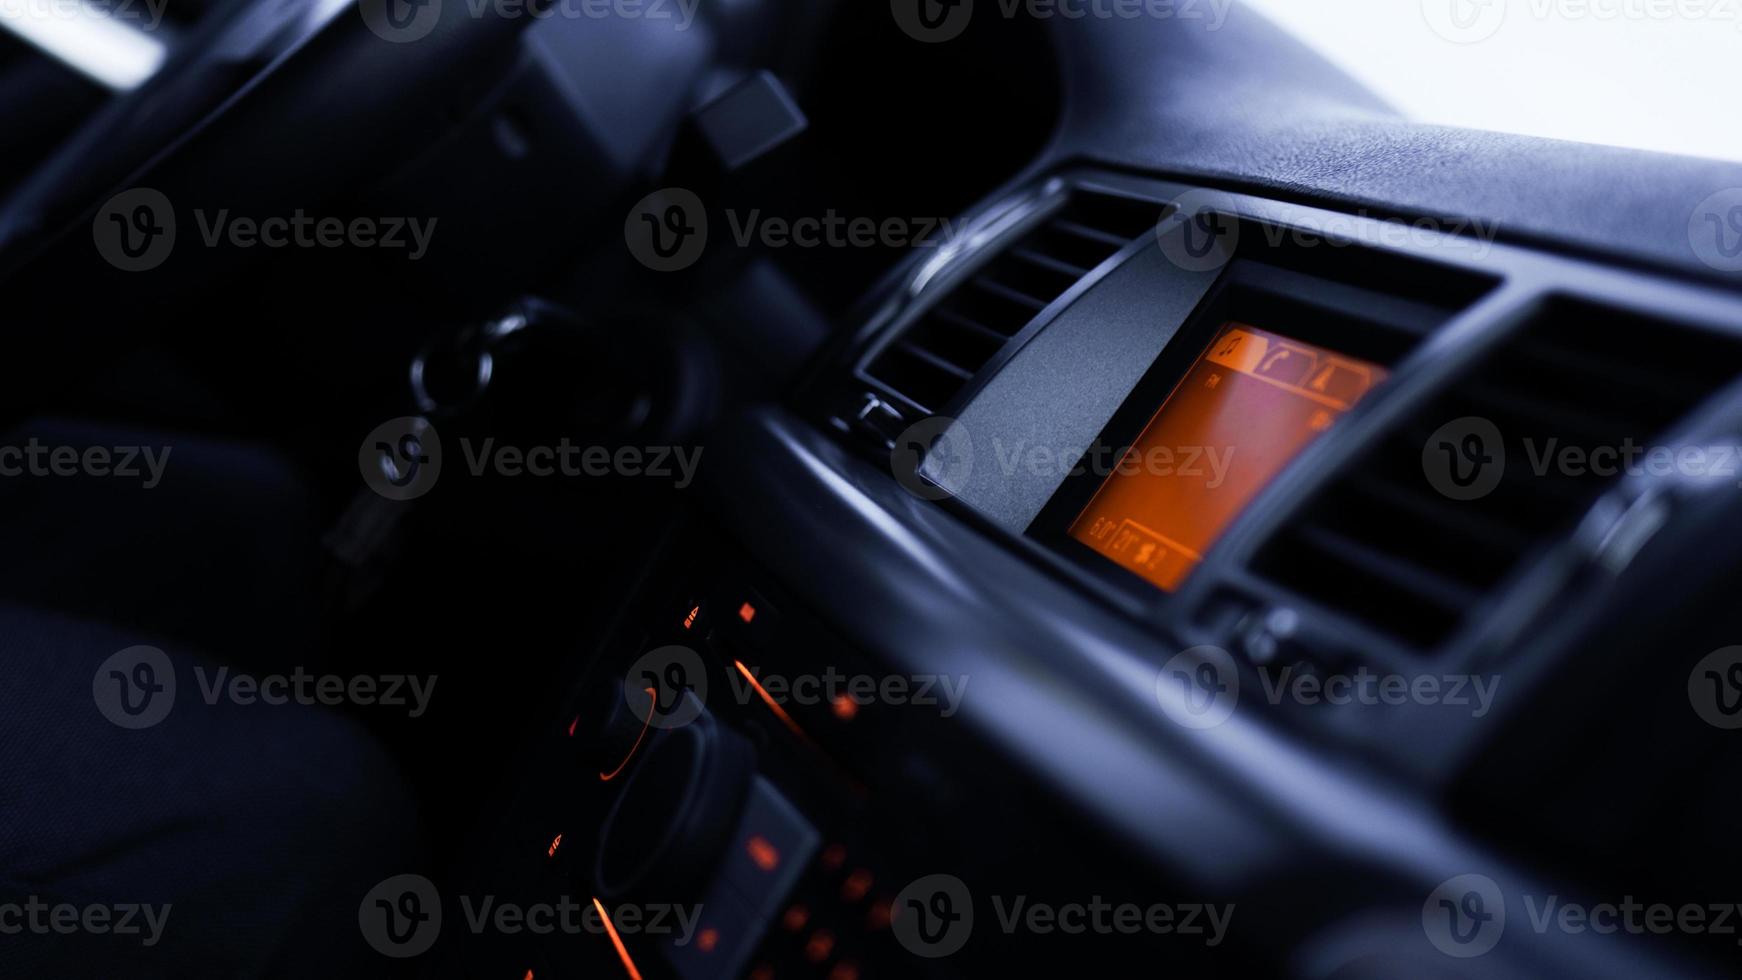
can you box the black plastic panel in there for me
[921,239,1225,531]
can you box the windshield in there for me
[1242,0,1742,163]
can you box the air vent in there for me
[1254,300,1742,650]
[863,191,1160,415]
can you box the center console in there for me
[455,169,1742,980]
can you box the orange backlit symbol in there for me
[547,833,563,859]
[866,897,892,931]
[599,687,656,782]
[593,897,645,980]
[820,843,846,872]
[805,929,835,963]
[1069,321,1387,592]
[566,714,579,737]
[830,694,858,722]
[841,868,873,903]
[697,927,720,953]
[732,660,809,742]
[737,602,757,624]
[682,605,699,630]
[746,834,780,872]
[522,971,534,980]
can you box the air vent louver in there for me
[1254,301,1742,650]
[863,191,1160,415]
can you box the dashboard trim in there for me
[702,406,1713,978]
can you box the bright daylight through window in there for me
[1243,0,1742,162]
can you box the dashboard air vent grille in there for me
[1254,300,1742,650]
[863,191,1159,414]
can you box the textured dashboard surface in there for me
[1045,7,1742,283]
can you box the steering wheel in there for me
[0,0,531,286]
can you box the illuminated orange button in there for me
[829,694,858,722]
[522,971,534,980]
[746,834,780,872]
[819,843,847,872]
[566,714,579,737]
[738,602,757,624]
[781,904,809,932]
[682,605,700,630]
[866,897,892,931]
[840,868,873,903]
[804,930,835,963]
[697,927,719,953]
[546,833,563,859]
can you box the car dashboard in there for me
[474,161,1742,978]
[5,2,1742,978]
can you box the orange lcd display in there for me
[1068,321,1387,591]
